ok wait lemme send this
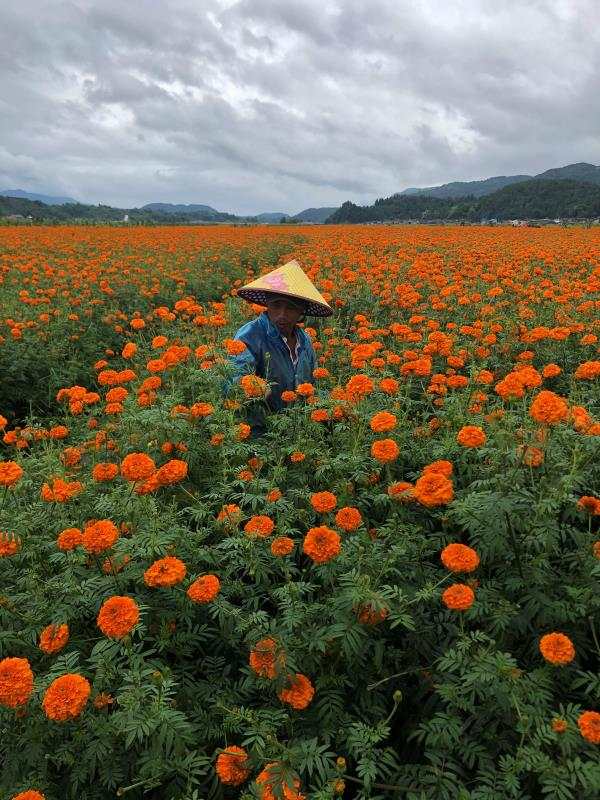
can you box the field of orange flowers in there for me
[0,223,599,800]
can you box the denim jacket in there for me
[226,312,316,434]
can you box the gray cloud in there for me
[1,0,599,214]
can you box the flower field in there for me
[0,223,599,800]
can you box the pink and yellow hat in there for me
[237,259,333,317]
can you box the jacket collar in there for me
[259,311,307,350]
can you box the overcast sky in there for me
[1,0,599,215]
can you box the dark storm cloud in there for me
[1,0,599,214]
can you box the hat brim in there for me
[237,287,333,317]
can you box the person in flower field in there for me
[228,259,332,437]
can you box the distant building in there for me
[123,214,129,223]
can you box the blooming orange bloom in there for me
[529,390,569,425]
[187,574,221,603]
[236,423,251,440]
[278,673,315,709]
[369,411,397,433]
[577,496,600,515]
[424,461,453,477]
[0,460,24,486]
[120,452,156,482]
[11,791,47,800]
[539,632,575,665]
[413,471,454,507]
[290,451,305,462]
[296,383,315,398]
[0,532,21,557]
[577,710,600,743]
[266,488,282,502]
[371,438,400,463]
[346,374,374,402]
[387,481,414,501]
[256,762,304,800]
[440,543,480,573]
[42,673,91,721]
[41,478,83,502]
[92,462,119,482]
[244,515,275,538]
[456,425,486,448]
[379,377,399,395]
[216,745,251,786]
[217,503,241,523]
[48,425,69,439]
[335,506,362,532]
[240,374,267,398]
[357,603,389,625]
[551,718,568,734]
[93,692,114,710]
[249,637,285,678]
[310,491,337,513]
[82,519,119,554]
[144,556,187,587]
[224,339,247,356]
[593,541,600,559]
[39,623,69,654]
[0,657,34,707]
[97,596,140,638]
[57,527,82,551]
[190,402,214,418]
[303,526,341,564]
[442,583,475,611]
[271,536,295,556]
[156,459,188,485]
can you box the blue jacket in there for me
[227,312,316,434]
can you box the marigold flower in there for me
[42,673,91,721]
[335,506,362,532]
[574,360,600,380]
[552,718,568,734]
[39,623,69,654]
[346,374,374,402]
[387,481,414,501]
[413,471,454,507]
[440,543,480,573]
[41,478,83,502]
[290,451,305,462]
[371,438,400,463]
[577,710,600,743]
[92,462,119,482]
[0,657,34,707]
[456,425,486,448]
[236,423,251,440]
[57,527,82,551]
[539,632,575,665]
[189,402,214,418]
[249,637,285,678]
[120,452,156,482]
[217,503,241,523]
[82,519,119,554]
[357,603,389,625]
[144,556,187,587]
[593,541,600,559]
[529,390,569,425]
[48,425,69,439]
[266,488,282,502]
[0,461,24,486]
[577,496,600,515]
[296,383,315,398]
[0,532,21,557]
[369,411,397,433]
[256,762,304,800]
[97,596,140,638]
[224,338,247,356]
[271,536,295,556]
[11,791,46,800]
[240,374,268,398]
[442,583,475,611]
[156,459,188,485]
[303,526,341,564]
[187,574,221,603]
[244,515,275,538]
[310,491,337,513]
[278,673,315,710]
[93,692,114,709]
[216,745,251,786]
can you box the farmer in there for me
[227,259,332,437]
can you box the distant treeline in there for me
[327,179,600,223]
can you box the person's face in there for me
[265,296,305,335]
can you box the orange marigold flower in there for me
[296,382,315,398]
[577,496,600,515]
[216,745,251,786]
[310,491,337,513]
[97,596,140,639]
[48,425,69,439]
[552,718,568,734]
[593,541,600,559]
[369,411,397,433]
[224,338,247,356]
[256,763,304,800]
[441,543,480,573]
[236,423,251,440]
[387,481,414,501]
[0,461,24,486]
[217,503,241,523]
[281,390,297,403]
[577,710,600,744]
[0,657,34,707]
[278,673,315,710]
[518,445,544,467]
[346,374,374,402]
[310,408,328,422]
[357,603,389,625]
[371,438,400,463]
[39,623,69,654]
[290,451,305,462]
[42,673,91,721]
[156,459,188,485]
[250,637,285,678]
[335,506,362,532]
[413,471,454,507]
[106,387,128,403]
[11,791,47,800]
[82,519,119,554]
[240,374,268,398]
[190,402,214,418]
[41,478,83,502]
[93,692,114,709]
[120,452,156,482]
[529,390,569,425]
[539,632,575,665]
[442,583,475,611]
[379,377,399,395]
[303,526,341,564]
[244,515,275,538]
[57,527,83,551]
[187,574,221,603]
[92,462,119,482]
[574,360,600,380]
[0,532,21,557]
[143,556,187,587]
[456,425,486,448]
[543,363,562,379]
[271,536,295,556]
[266,488,282,502]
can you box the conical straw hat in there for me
[237,259,332,317]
